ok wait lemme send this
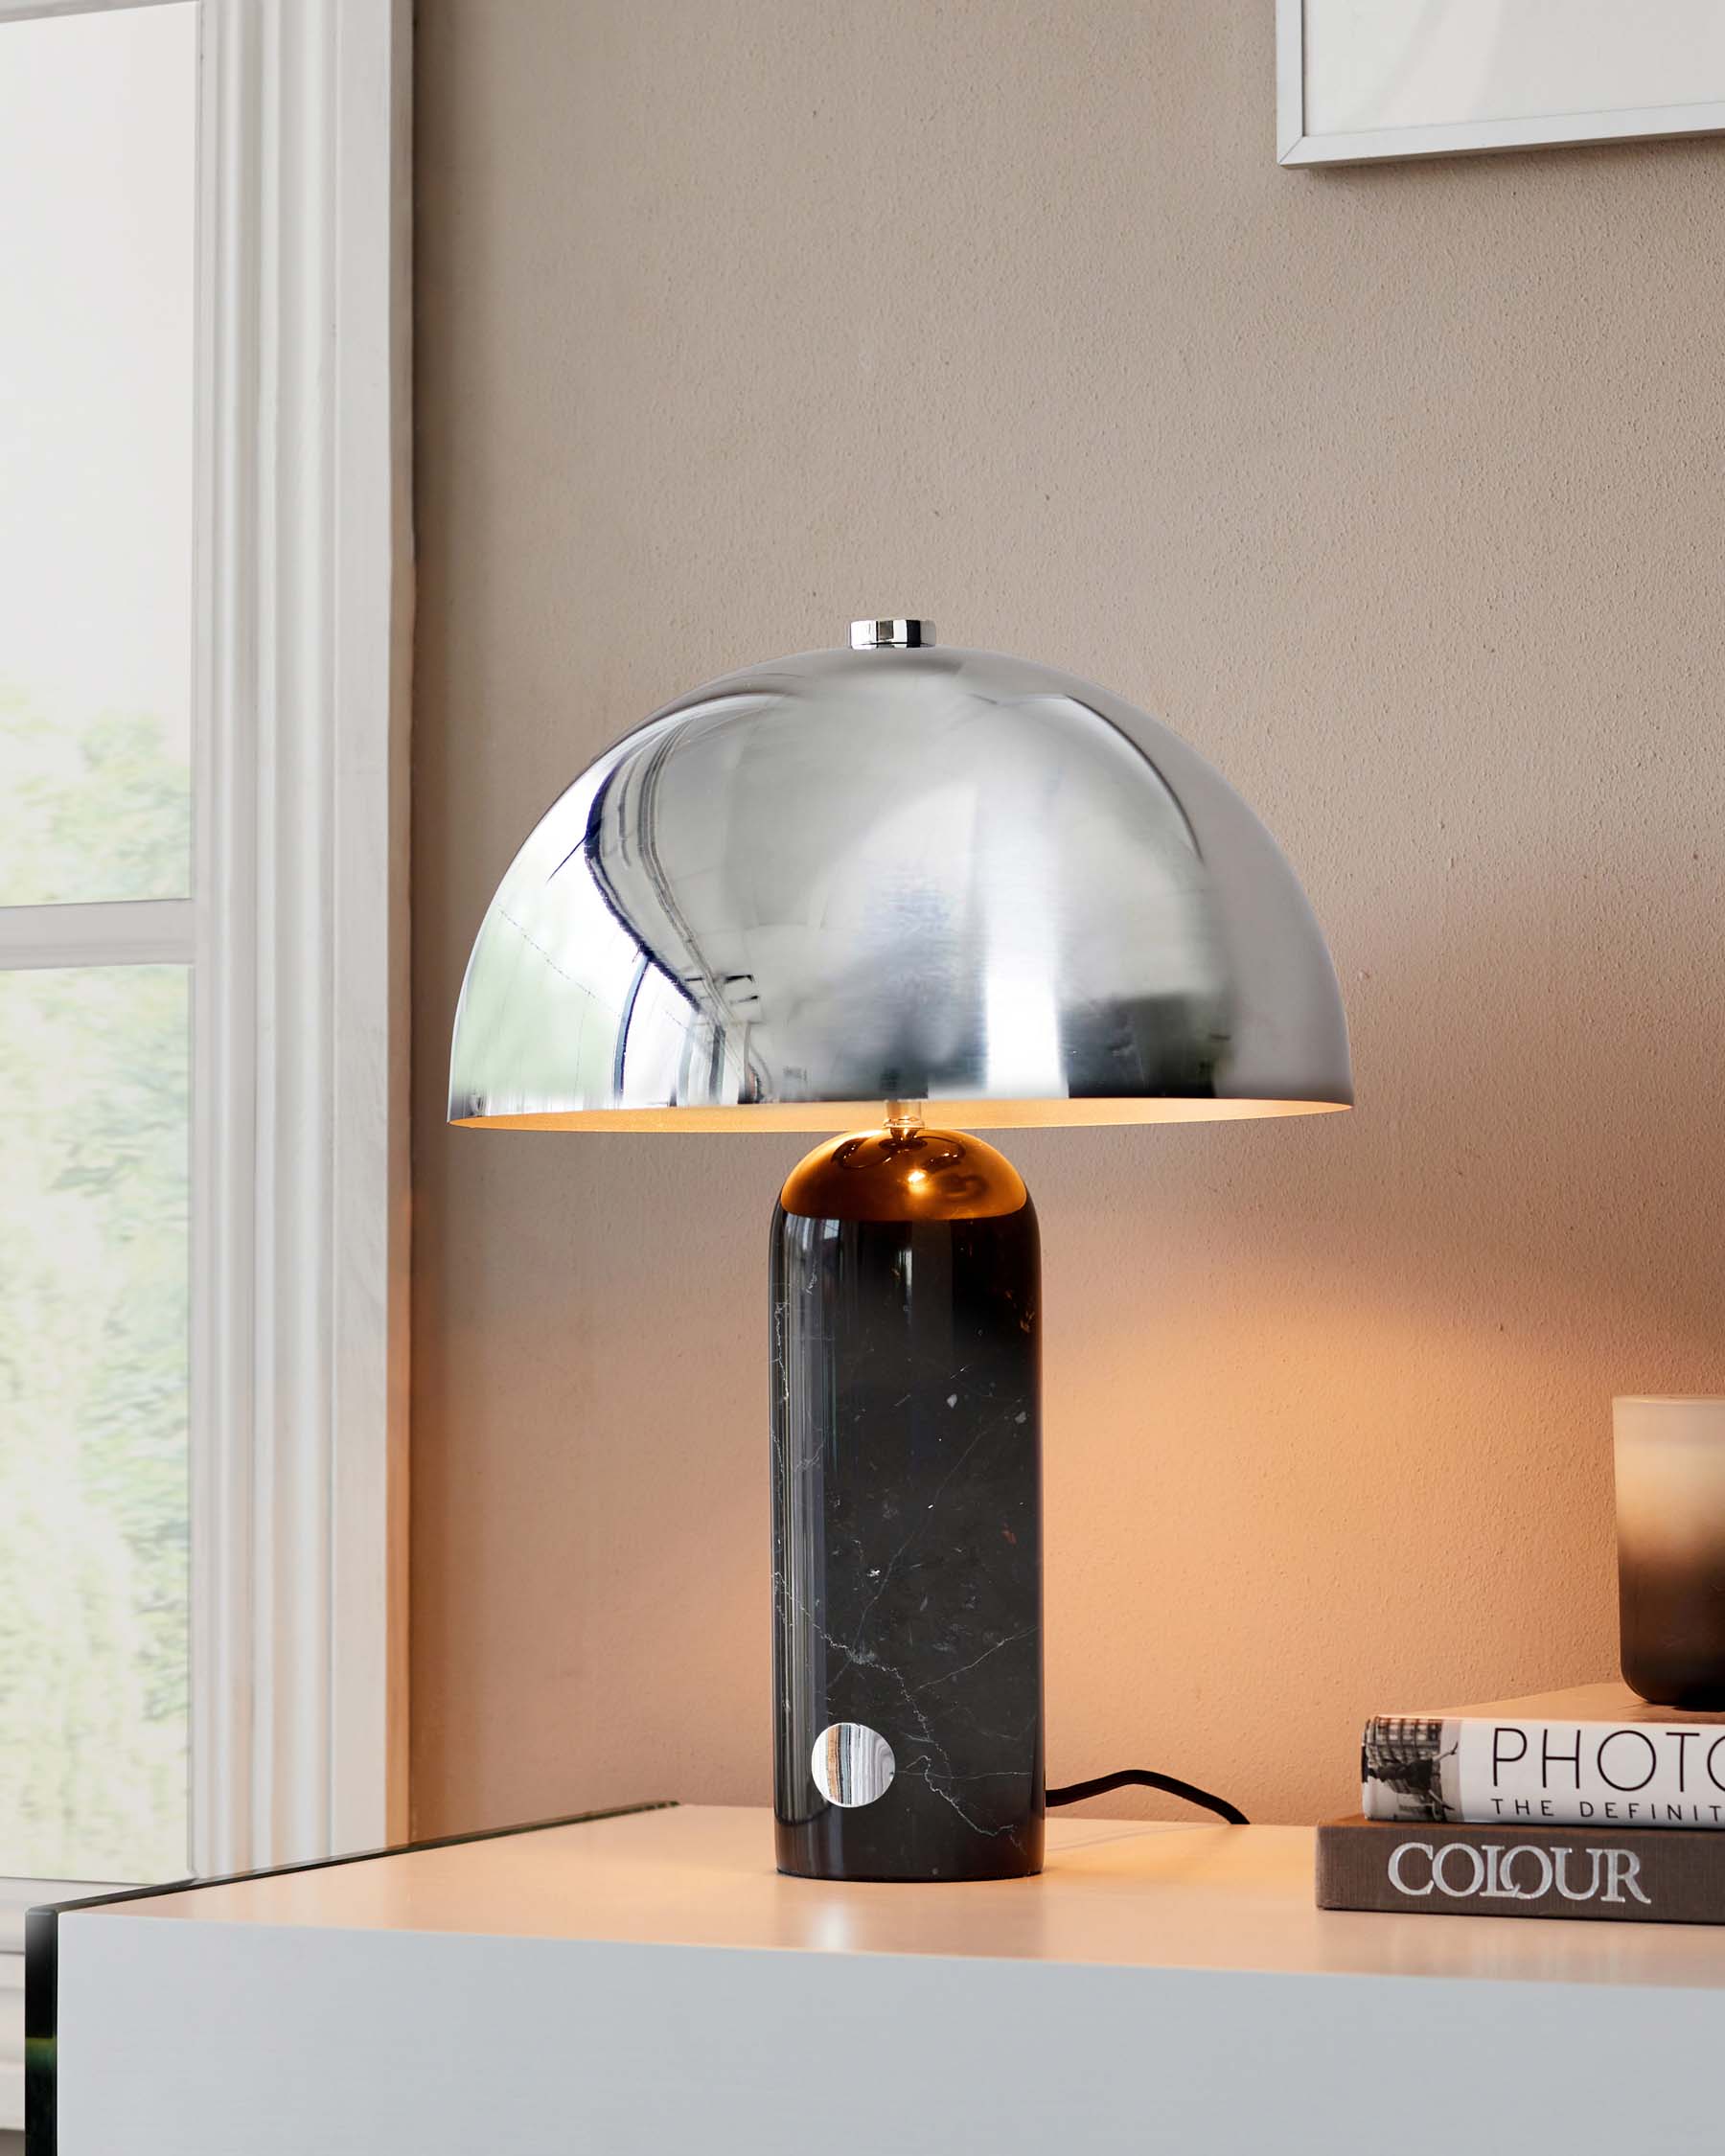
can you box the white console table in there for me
[32,1802,1725,2153]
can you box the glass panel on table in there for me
[0,4,196,906]
[0,967,190,1881]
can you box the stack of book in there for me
[1317,1682,1725,1925]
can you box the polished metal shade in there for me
[448,624,1351,1131]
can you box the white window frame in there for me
[0,0,410,2122]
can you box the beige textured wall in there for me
[411,0,1725,1835]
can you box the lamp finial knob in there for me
[850,618,934,650]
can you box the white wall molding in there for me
[190,0,412,1877]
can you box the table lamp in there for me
[449,620,1351,1884]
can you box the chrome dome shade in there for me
[448,635,1351,1131]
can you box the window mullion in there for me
[0,898,196,971]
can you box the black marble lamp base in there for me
[770,1124,1043,1883]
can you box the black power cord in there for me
[1046,1769,1248,1825]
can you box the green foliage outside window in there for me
[0,689,191,1879]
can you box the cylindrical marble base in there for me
[770,1124,1043,1882]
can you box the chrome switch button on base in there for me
[811,1722,896,1807]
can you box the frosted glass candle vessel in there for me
[1615,1397,1725,1709]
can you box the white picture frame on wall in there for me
[1277,0,1725,166]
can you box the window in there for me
[0,0,409,2128]
[0,0,196,1892]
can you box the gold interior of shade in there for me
[453,1097,1351,1134]
[779,1126,1029,1222]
